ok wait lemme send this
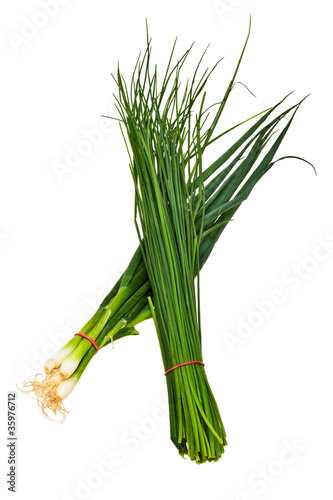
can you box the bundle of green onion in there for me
[21,23,313,462]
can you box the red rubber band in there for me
[74,333,99,353]
[164,360,205,376]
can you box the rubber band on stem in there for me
[74,333,99,353]
[164,361,205,376]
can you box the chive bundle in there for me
[21,22,314,459]
[114,32,231,462]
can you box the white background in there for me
[1,1,332,499]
